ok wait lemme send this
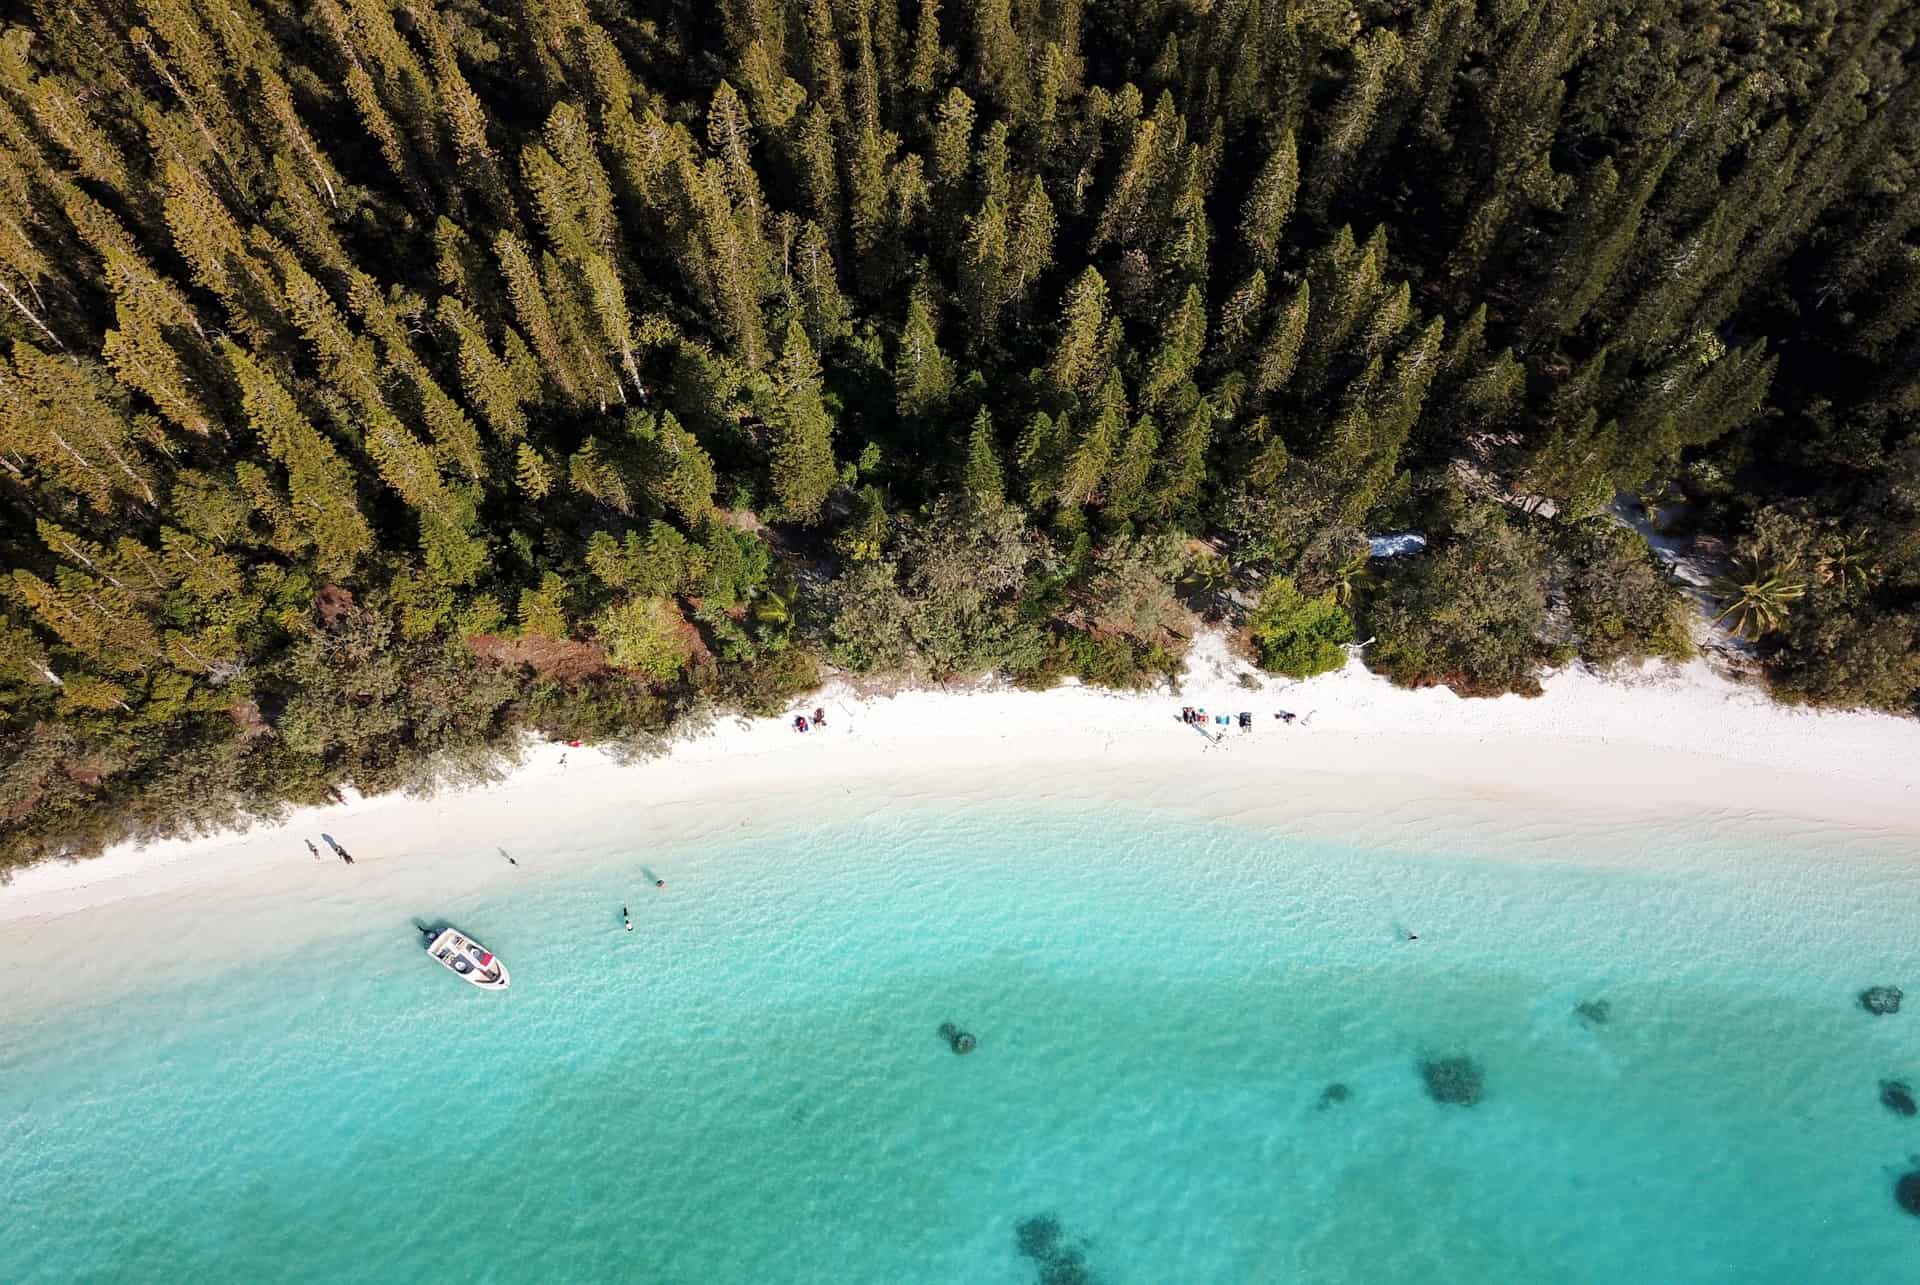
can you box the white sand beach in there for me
[5,633,1919,934]
[4,634,1918,1024]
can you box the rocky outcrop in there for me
[1860,986,1904,1015]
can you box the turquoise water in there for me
[5,804,1920,1282]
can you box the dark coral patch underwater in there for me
[1016,1213,1099,1284]
[1421,1056,1484,1106]
[1861,986,1904,1015]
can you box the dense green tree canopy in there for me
[2,0,1919,867]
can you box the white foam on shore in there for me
[3,633,1917,1016]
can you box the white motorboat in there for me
[422,926,510,989]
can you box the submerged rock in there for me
[1317,1083,1351,1111]
[1883,1081,1918,1117]
[938,1022,977,1054]
[1015,1215,1061,1260]
[1421,1056,1484,1106]
[1575,999,1612,1026]
[1016,1213,1099,1283]
[1898,1171,1920,1216]
[1039,1249,1093,1285]
[1861,986,1904,1015]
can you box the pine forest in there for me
[3,0,1919,868]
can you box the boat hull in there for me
[424,927,511,989]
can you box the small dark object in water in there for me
[1575,1000,1612,1025]
[1421,1056,1484,1106]
[1015,1214,1061,1260]
[1898,1171,1920,1216]
[1882,1081,1918,1117]
[938,1022,977,1055]
[1317,1083,1351,1110]
[1862,986,1904,1015]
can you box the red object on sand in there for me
[567,739,582,748]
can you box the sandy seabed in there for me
[4,633,1918,1015]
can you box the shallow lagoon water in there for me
[5,803,1919,1282]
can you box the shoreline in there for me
[6,631,1920,919]
[4,633,1920,1019]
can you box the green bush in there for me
[707,648,822,716]
[1772,608,1920,712]
[1247,578,1353,677]
[526,676,671,744]
[1561,525,1695,666]
[1010,629,1180,691]
[1365,505,1550,696]
[596,598,695,681]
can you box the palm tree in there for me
[1816,533,1878,595]
[750,583,795,652]
[1710,554,1806,641]
[1637,481,1669,528]
[1182,553,1233,616]
[1329,550,1373,607]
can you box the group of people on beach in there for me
[306,837,354,865]
[1180,707,1296,728]
[793,706,828,733]
[1178,706,1296,727]
[303,750,681,942]
[298,787,356,863]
